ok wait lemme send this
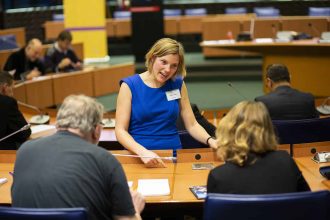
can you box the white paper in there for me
[128,181,133,188]
[254,38,274,43]
[31,125,56,134]
[202,40,236,45]
[137,179,170,196]
[0,177,8,185]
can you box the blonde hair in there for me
[216,101,278,166]
[145,38,186,78]
[56,95,104,135]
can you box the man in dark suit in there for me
[0,71,31,149]
[255,64,318,120]
[3,38,45,80]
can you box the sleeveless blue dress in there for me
[120,74,183,150]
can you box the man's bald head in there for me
[25,38,43,61]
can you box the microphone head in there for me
[227,82,232,87]
[22,124,31,130]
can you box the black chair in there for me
[309,7,330,16]
[253,7,280,17]
[204,191,330,220]
[178,130,208,149]
[0,207,87,220]
[0,34,18,50]
[272,117,330,156]
[225,7,247,15]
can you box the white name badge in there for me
[166,89,181,101]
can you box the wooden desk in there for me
[13,83,26,103]
[0,150,329,208]
[11,63,133,108]
[294,157,330,191]
[242,18,281,39]
[43,21,65,41]
[280,17,329,38]
[164,17,179,36]
[200,40,330,97]
[52,70,94,104]
[92,63,134,96]
[25,76,54,108]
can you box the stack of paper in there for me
[31,125,56,134]
[137,179,170,196]
[0,177,8,185]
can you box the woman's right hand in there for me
[140,150,166,168]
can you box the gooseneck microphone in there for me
[227,82,248,100]
[0,124,31,143]
[17,101,50,124]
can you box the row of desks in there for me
[201,40,330,97]
[43,15,330,41]
[21,106,330,156]
[0,149,329,211]
[202,16,330,57]
[13,63,134,108]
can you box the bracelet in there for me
[206,136,215,145]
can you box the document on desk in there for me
[137,179,170,196]
[0,177,8,186]
[31,125,56,134]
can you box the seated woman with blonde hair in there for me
[207,101,310,194]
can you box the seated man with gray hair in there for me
[12,94,145,220]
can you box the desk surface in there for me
[1,152,329,206]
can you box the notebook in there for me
[137,179,170,196]
[189,185,207,200]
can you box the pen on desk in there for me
[111,154,177,162]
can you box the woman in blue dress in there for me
[115,38,217,167]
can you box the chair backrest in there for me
[53,14,64,21]
[163,9,181,17]
[184,8,207,16]
[225,7,247,15]
[254,7,280,17]
[0,207,87,220]
[309,7,330,16]
[178,130,208,149]
[0,34,18,50]
[204,191,330,220]
[113,10,131,19]
[272,117,330,145]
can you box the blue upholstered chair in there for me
[164,9,181,17]
[52,14,64,21]
[184,8,207,16]
[225,7,247,15]
[0,207,87,220]
[254,7,280,17]
[0,34,18,50]
[204,191,330,220]
[113,10,131,19]
[179,130,208,149]
[309,7,330,16]
[272,117,330,156]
